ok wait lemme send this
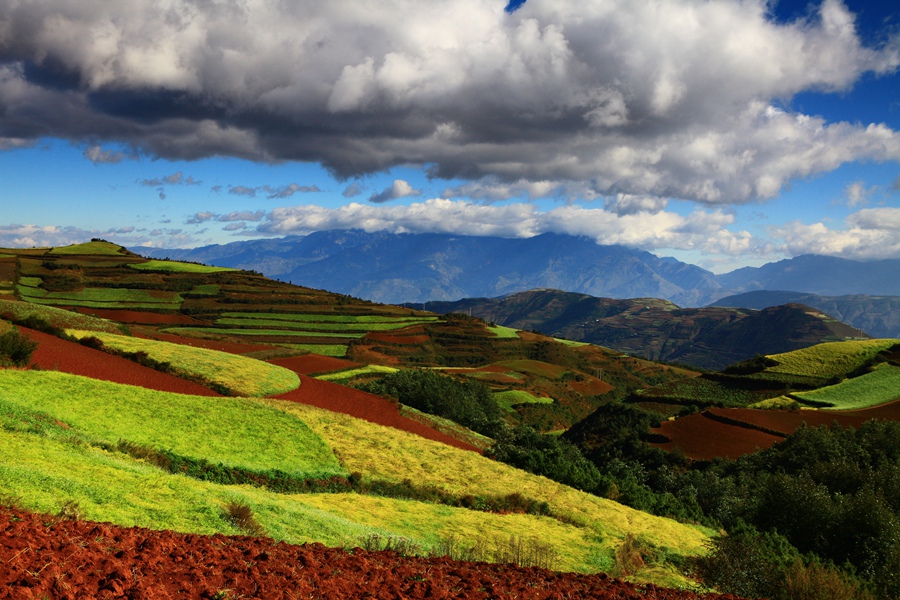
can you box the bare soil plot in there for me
[270,354,360,375]
[0,506,744,600]
[22,327,220,396]
[650,411,784,461]
[272,374,480,453]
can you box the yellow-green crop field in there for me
[494,390,554,412]
[793,364,900,410]
[215,318,429,332]
[316,365,399,382]
[67,330,299,397]
[764,339,900,380]
[17,281,183,309]
[48,241,128,255]
[0,368,712,586]
[222,312,439,324]
[162,327,367,339]
[487,325,521,339]
[129,260,237,273]
[0,298,121,333]
[272,400,713,573]
[0,371,340,478]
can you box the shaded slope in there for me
[426,290,863,370]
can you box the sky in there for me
[0,0,898,274]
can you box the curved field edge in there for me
[0,370,341,478]
[793,364,900,410]
[267,400,713,563]
[0,298,121,333]
[67,329,300,397]
[764,339,900,379]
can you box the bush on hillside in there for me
[359,369,503,436]
[0,328,38,367]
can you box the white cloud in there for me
[0,0,896,203]
[83,144,125,164]
[0,223,198,249]
[368,179,422,203]
[769,207,900,259]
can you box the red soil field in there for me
[270,354,360,375]
[569,378,614,396]
[651,412,783,461]
[0,507,745,600]
[22,328,221,396]
[75,308,210,325]
[272,375,480,453]
[652,405,900,461]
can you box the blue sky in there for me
[1,0,898,273]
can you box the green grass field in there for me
[635,376,771,407]
[792,364,900,410]
[215,318,430,332]
[0,299,122,333]
[222,312,438,324]
[162,327,367,339]
[496,360,570,380]
[487,325,521,339]
[0,370,341,478]
[48,241,127,255]
[17,281,183,308]
[280,344,348,357]
[129,260,237,273]
[764,339,900,381]
[493,390,554,412]
[67,330,299,397]
[316,365,399,382]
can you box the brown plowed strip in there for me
[0,507,745,600]
[272,375,480,453]
[706,408,870,436]
[23,327,220,396]
[651,411,783,461]
[270,354,360,375]
[842,397,900,420]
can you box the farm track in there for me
[23,327,221,397]
[271,373,481,453]
[0,506,746,600]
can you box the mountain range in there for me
[133,230,900,335]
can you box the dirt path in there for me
[0,507,745,600]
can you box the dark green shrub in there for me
[0,328,38,366]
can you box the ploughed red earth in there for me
[272,374,481,453]
[0,507,745,600]
[270,354,360,375]
[23,327,221,397]
[651,404,900,461]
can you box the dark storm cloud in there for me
[1,0,898,203]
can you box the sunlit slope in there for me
[0,369,711,584]
[67,330,300,396]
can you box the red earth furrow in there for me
[23,327,221,396]
[270,354,360,375]
[271,373,480,453]
[0,507,745,600]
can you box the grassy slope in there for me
[0,371,340,478]
[793,364,900,410]
[0,369,711,584]
[67,330,299,397]
[0,299,122,333]
[129,260,237,273]
[271,400,712,563]
[765,339,900,380]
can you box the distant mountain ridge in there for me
[712,291,900,338]
[422,289,865,370]
[132,230,900,307]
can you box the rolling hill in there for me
[422,289,864,370]
[0,240,728,593]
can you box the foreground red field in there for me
[0,507,744,600]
